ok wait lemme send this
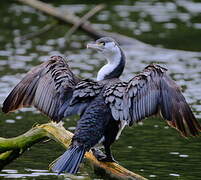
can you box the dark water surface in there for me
[0,1,201,179]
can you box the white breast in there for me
[96,45,122,81]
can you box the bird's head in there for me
[87,37,125,81]
[87,37,122,62]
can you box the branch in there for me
[21,21,57,41]
[64,4,105,40]
[17,0,143,45]
[0,122,147,180]
[0,127,47,169]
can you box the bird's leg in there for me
[93,119,120,163]
[92,146,117,163]
[102,145,117,162]
[91,147,107,160]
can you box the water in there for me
[0,1,201,179]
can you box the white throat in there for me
[96,48,122,81]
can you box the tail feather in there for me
[52,146,85,174]
[69,148,85,173]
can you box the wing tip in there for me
[1,106,8,114]
[166,118,201,137]
[2,95,20,114]
[2,99,12,114]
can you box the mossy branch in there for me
[0,122,147,180]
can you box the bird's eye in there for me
[99,42,105,46]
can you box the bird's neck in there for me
[97,48,125,81]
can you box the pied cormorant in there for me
[2,37,201,174]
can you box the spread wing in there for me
[2,55,81,122]
[104,64,201,137]
[58,79,104,118]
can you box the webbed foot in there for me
[98,156,117,163]
[92,148,118,163]
[92,148,106,160]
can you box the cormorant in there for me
[2,37,201,174]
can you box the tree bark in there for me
[0,122,147,180]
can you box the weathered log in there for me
[0,122,147,180]
[17,0,146,46]
[16,0,201,56]
[21,4,105,42]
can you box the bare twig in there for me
[64,4,105,40]
[21,21,57,41]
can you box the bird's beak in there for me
[87,42,103,51]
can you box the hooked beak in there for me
[87,42,103,51]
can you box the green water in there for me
[0,1,201,179]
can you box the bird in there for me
[2,37,201,174]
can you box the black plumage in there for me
[2,37,201,174]
[53,95,118,173]
[2,56,80,122]
[52,145,85,174]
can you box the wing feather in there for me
[104,64,201,137]
[2,56,81,121]
[58,79,103,118]
[128,65,201,136]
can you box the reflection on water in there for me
[0,169,57,179]
[0,1,201,180]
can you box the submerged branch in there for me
[17,0,143,46]
[21,22,57,41]
[0,122,147,180]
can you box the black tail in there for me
[52,146,86,174]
